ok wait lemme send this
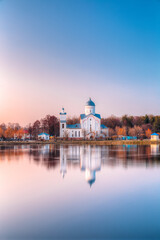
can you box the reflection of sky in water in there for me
[0,144,160,239]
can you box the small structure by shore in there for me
[38,133,50,141]
[151,133,159,141]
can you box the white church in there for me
[60,98,108,139]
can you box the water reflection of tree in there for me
[105,145,160,167]
[0,144,160,171]
[0,144,60,169]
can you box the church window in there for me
[75,131,77,137]
[62,124,64,128]
[79,131,80,137]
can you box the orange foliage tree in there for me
[4,127,14,139]
[0,127,4,138]
[116,127,126,136]
[16,128,25,139]
[145,129,152,139]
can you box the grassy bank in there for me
[0,139,160,146]
[56,139,160,145]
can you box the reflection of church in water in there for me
[60,145,102,186]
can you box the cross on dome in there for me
[85,98,95,106]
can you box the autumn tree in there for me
[67,116,80,125]
[134,126,143,139]
[128,128,136,137]
[108,128,115,137]
[41,115,59,136]
[27,123,33,138]
[153,116,160,133]
[132,116,143,126]
[115,127,126,136]
[16,128,25,139]
[0,128,4,138]
[101,116,121,129]
[32,120,41,139]
[121,115,133,128]
[145,129,152,139]
[0,123,6,131]
[4,127,14,139]
[141,124,152,132]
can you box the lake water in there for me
[1,144,160,240]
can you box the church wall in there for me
[66,128,82,138]
[81,115,101,136]
[101,128,109,137]
[60,123,66,137]
[60,109,67,138]
[85,105,95,115]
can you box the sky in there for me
[0,0,160,126]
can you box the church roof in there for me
[85,98,95,106]
[66,124,81,129]
[101,124,108,129]
[80,113,101,119]
[38,133,49,136]
[151,133,159,136]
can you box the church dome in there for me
[85,98,95,106]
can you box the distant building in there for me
[151,133,159,141]
[60,98,108,139]
[121,136,137,140]
[14,130,31,140]
[38,133,49,140]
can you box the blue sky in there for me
[0,0,160,125]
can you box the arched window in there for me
[75,131,77,137]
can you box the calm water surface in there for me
[1,144,160,240]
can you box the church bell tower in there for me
[60,108,67,138]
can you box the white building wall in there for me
[85,105,95,115]
[38,134,49,140]
[151,135,159,141]
[66,129,82,138]
[81,115,101,136]
[60,108,67,138]
[101,128,109,137]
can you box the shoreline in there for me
[0,140,160,146]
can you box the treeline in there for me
[101,114,160,139]
[0,114,160,140]
[0,123,26,139]
[0,115,59,140]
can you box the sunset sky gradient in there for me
[0,0,160,126]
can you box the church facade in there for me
[60,98,108,139]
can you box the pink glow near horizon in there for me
[0,0,159,126]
